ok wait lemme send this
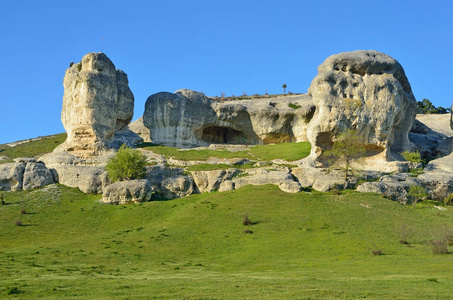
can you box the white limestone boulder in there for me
[307,50,418,169]
[102,179,151,205]
[57,52,140,157]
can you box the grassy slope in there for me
[140,142,311,162]
[0,134,67,163]
[1,184,453,299]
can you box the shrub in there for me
[444,193,453,206]
[77,63,82,72]
[20,208,26,215]
[4,286,20,295]
[401,150,421,163]
[431,239,448,254]
[242,214,252,226]
[105,144,147,182]
[14,219,22,226]
[323,130,366,180]
[288,103,302,109]
[69,61,74,67]
[408,185,427,207]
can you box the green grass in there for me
[0,133,66,163]
[186,162,255,172]
[1,184,453,298]
[249,142,311,161]
[139,142,311,162]
[138,143,252,161]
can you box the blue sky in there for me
[0,0,452,144]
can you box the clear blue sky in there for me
[1,0,452,144]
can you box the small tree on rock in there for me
[282,83,287,95]
[105,144,147,182]
[323,130,366,180]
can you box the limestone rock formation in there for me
[157,175,194,200]
[39,151,111,194]
[226,168,302,193]
[410,114,453,158]
[143,89,315,147]
[291,167,360,192]
[0,158,54,191]
[190,169,240,193]
[307,50,417,167]
[22,160,55,190]
[356,174,421,204]
[57,52,140,157]
[102,179,152,205]
[128,116,152,142]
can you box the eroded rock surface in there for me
[307,50,417,168]
[143,89,315,147]
[57,52,140,157]
[102,179,151,205]
[0,158,54,191]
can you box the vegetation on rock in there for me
[323,130,366,180]
[401,150,422,163]
[417,98,450,114]
[105,144,147,182]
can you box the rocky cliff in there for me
[56,53,141,157]
[307,50,417,166]
[143,89,315,147]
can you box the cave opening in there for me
[200,126,254,145]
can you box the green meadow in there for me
[1,184,453,299]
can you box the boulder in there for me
[219,180,235,192]
[190,169,240,193]
[231,168,302,193]
[128,116,152,143]
[102,179,151,205]
[57,52,139,157]
[0,162,25,191]
[22,161,55,190]
[145,165,184,191]
[156,175,194,200]
[415,152,453,200]
[356,174,421,204]
[143,89,315,147]
[0,159,54,191]
[291,167,358,192]
[39,151,111,194]
[306,50,417,169]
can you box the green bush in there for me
[77,63,82,72]
[444,193,453,206]
[105,145,147,182]
[408,185,427,207]
[401,150,421,163]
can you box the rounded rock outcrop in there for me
[102,179,152,205]
[307,50,417,166]
[57,52,137,157]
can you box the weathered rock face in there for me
[356,174,421,204]
[128,116,151,143]
[222,167,302,193]
[57,52,138,157]
[102,179,152,205]
[39,151,111,194]
[307,50,417,165]
[0,159,54,191]
[190,169,240,193]
[143,89,315,147]
[157,175,194,200]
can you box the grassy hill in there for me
[0,133,66,163]
[1,184,453,298]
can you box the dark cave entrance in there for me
[200,126,254,145]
